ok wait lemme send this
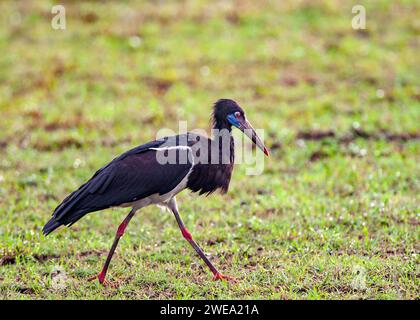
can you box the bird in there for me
[43,99,269,285]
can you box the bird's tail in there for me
[42,218,62,236]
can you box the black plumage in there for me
[43,99,268,284]
[186,134,234,195]
[43,138,192,234]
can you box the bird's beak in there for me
[238,118,269,157]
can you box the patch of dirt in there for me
[280,76,299,87]
[320,284,360,294]
[355,29,370,39]
[254,207,277,218]
[1,250,107,267]
[32,137,83,151]
[38,192,59,202]
[143,77,173,95]
[340,128,420,143]
[25,111,98,132]
[297,130,335,140]
[81,12,98,24]
[206,238,225,246]
[297,128,420,143]
[213,251,235,265]
[378,130,420,142]
[17,287,35,295]
[309,150,328,162]
[76,249,105,259]
[25,110,43,120]
[33,253,60,262]
[99,136,133,148]
[408,218,419,226]
[0,111,114,151]
[225,12,240,24]
[269,141,282,150]
[0,254,16,266]
[257,188,270,195]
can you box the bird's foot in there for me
[88,272,114,287]
[212,272,236,282]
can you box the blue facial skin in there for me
[226,114,241,128]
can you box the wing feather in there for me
[43,139,193,234]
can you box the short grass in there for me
[0,0,419,299]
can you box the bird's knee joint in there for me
[181,228,193,240]
[117,222,127,237]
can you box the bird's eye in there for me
[235,112,241,119]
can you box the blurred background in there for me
[0,1,418,299]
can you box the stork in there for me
[43,99,269,285]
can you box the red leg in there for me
[89,209,136,286]
[169,199,234,282]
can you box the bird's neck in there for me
[211,117,234,163]
[211,124,234,165]
[212,120,233,144]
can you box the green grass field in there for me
[0,0,419,299]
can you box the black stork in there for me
[43,99,269,285]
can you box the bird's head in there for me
[213,99,269,156]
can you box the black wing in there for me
[43,139,192,235]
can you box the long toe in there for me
[88,274,99,282]
[88,273,110,286]
[212,272,237,282]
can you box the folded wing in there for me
[43,142,193,235]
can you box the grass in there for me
[0,0,419,299]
